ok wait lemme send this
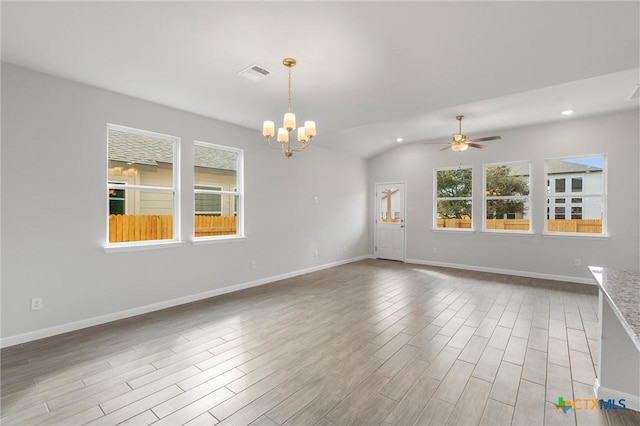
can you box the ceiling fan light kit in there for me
[428,115,502,152]
[451,142,469,152]
[262,58,316,158]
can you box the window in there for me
[194,142,243,239]
[435,166,472,230]
[571,206,583,219]
[195,185,222,216]
[484,161,531,232]
[107,125,179,245]
[108,182,125,215]
[571,177,583,192]
[545,155,605,234]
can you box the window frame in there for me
[482,160,532,234]
[433,165,474,232]
[193,141,244,242]
[105,124,181,250]
[544,154,607,237]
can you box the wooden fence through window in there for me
[437,218,602,233]
[108,215,237,243]
[194,215,237,237]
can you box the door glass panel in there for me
[379,188,401,222]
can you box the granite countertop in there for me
[589,266,640,351]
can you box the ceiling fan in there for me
[426,115,502,151]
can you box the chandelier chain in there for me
[287,66,292,113]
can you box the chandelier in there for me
[262,58,316,158]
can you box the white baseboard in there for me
[595,378,640,411]
[405,258,595,285]
[0,256,370,348]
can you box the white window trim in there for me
[105,124,181,250]
[544,154,607,236]
[482,160,532,234]
[104,241,184,253]
[433,165,474,231]
[193,141,244,239]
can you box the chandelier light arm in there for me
[265,137,285,151]
[290,142,311,153]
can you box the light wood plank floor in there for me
[3,259,640,425]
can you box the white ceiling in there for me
[2,1,639,158]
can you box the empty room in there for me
[1,1,639,425]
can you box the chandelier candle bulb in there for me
[304,121,316,137]
[297,127,308,142]
[277,128,289,143]
[284,113,296,131]
[262,121,275,138]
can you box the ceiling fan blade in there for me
[468,135,501,143]
[467,143,484,149]
[439,145,452,151]
[423,141,451,145]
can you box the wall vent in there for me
[239,64,270,81]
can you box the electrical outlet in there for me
[314,196,319,204]
[343,245,347,252]
[250,260,257,270]
[31,297,43,311]
[314,250,319,257]
[433,247,438,253]
[574,259,581,267]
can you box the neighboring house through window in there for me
[545,155,605,234]
[194,142,243,239]
[107,124,179,244]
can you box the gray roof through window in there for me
[108,130,237,171]
[546,159,602,174]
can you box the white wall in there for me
[1,64,369,345]
[369,109,640,282]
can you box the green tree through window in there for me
[436,168,472,219]
[485,165,530,219]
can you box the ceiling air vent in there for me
[238,64,270,81]
[630,85,640,100]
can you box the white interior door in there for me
[375,183,405,261]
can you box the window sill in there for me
[542,232,610,240]
[432,228,475,233]
[481,230,534,237]
[192,235,246,245]
[104,241,184,253]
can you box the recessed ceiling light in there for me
[396,137,404,143]
[562,110,574,116]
